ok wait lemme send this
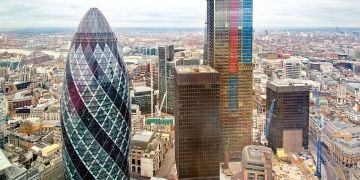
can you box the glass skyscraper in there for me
[207,0,254,160]
[61,8,130,179]
[158,45,176,115]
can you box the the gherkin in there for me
[61,8,130,179]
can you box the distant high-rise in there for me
[266,80,309,153]
[174,65,220,179]
[158,45,177,114]
[131,86,155,114]
[207,0,254,159]
[61,8,130,179]
[283,58,301,79]
[21,65,36,82]
[204,0,214,66]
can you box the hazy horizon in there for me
[1,0,360,29]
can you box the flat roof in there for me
[134,86,153,93]
[243,145,272,164]
[270,79,310,87]
[344,126,360,134]
[42,144,60,155]
[132,130,154,143]
[175,65,217,74]
[267,79,310,92]
[347,82,360,89]
[13,90,32,101]
[0,149,12,171]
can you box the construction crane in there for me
[313,88,324,179]
[261,99,275,146]
[155,91,167,118]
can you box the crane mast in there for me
[261,99,275,146]
[313,88,324,179]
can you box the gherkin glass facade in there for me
[61,8,130,179]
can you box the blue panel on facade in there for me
[242,0,253,64]
[229,75,238,110]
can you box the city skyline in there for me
[0,0,359,179]
[1,0,360,29]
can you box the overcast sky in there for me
[0,0,360,29]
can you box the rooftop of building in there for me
[175,65,217,74]
[134,86,153,93]
[346,82,360,90]
[13,90,32,101]
[267,79,311,92]
[344,126,360,134]
[0,149,12,171]
[243,145,272,164]
[0,149,26,179]
[77,8,112,34]
[42,144,60,157]
[145,117,174,126]
[132,130,154,143]
[271,79,312,87]
[130,130,162,153]
[333,139,360,154]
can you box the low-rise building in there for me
[35,151,63,180]
[42,104,60,126]
[0,149,27,180]
[130,130,165,178]
[242,145,273,180]
[9,90,35,115]
[323,121,360,167]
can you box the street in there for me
[309,137,330,180]
[156,147,175,178]
[309,136,347,180]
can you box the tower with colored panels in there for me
[208,0,254,160]
[61,8,130,179]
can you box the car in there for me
[322,158,327,164]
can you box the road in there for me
[309,137,330,180]
[309,136,347,180]
[156,147,175,178]
[322,147,347,180]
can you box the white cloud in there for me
[0,0,359,28]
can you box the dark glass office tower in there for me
[207,0,254,160]
[266,80,310,153]
[174,65,220,179]
[61,8,130,179]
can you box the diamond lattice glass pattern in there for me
[61,8,130,180]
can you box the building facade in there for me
[158,45,177,114]
[174,65,220,179]
[242,145,272,180]
[131,86,155,115]
[266,80,310,152]
[208,0,254,159]
[61,8,130,179]
[21,65,36,82]
[129,131,165,178]
[283,59,301,79]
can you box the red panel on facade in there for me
[229,0,239,74]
